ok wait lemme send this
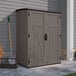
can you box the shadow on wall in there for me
[48,0,60,12]
[48,0,67,49]
[0,11,16,57]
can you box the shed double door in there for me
[28,11,61,67]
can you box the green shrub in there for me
[65,73,76,76]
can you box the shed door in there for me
[28,11,44,67]
[44,13,61,64]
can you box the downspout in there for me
[67,0,74,61]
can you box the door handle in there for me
[44,33,48,41]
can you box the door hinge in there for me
[59,34,61,37]
[28,34,30,38]
[59,16,61,19]
[28,12,30,16]
[60,56,61,60]
[28,60,30,64]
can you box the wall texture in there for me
[0,0,66,54]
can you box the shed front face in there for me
[16,9,61,67]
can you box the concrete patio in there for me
[0,61,76,76]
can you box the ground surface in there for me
[0,61,76,76]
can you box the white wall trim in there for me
[67,0,74,61]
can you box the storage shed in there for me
[0,0,67,61]
[16,9,61,67]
